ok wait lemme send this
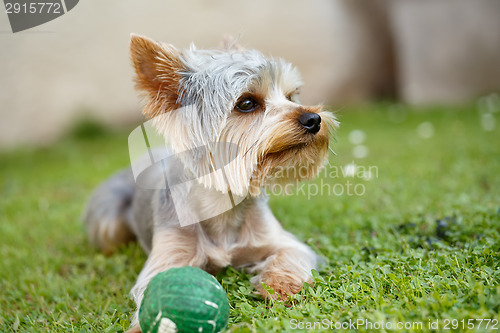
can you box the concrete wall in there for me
[391,0,500,104]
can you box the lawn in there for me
[1,103,499,332]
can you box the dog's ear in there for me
[220,35,244,51]
[130,34,185,118]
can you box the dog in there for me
[83,34,338,332]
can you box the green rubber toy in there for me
[138,266,230,333]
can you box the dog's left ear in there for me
[130,33,185,118]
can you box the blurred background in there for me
[0,0,499,149]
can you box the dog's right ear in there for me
[220,35,244,51]
[130,34,185,118]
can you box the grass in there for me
[1,103,499,332]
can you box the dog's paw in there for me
[125,324,142,333]
[253,272,307,301]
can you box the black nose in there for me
[298,112,321,134]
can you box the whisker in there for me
[243,140,259,158]
[328,146,337,156]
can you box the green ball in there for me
[139,267,230,333]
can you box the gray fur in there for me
[84,154,186,254]
[82,169,137,254]
[178,47,301,148]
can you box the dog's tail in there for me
[83,168,137,255]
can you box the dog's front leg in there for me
[127,226,206,332]
[248,231,319,302]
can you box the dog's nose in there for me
[298,112,321,134]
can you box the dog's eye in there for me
[286,90,299,102]
[236,98,258,112]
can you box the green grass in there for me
[1,103,499,332]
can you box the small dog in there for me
[84,34,338,331]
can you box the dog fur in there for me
[83,34,338,331]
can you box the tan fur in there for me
[94,219,136,256]
[130,34,184,118]
[125,325,141,333]
[253,250,310,300]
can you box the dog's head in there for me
[130,34,338,197]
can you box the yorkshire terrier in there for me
[84,34,338,331]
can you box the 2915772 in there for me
[5,2,62,14]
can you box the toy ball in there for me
[139,266,230,333]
